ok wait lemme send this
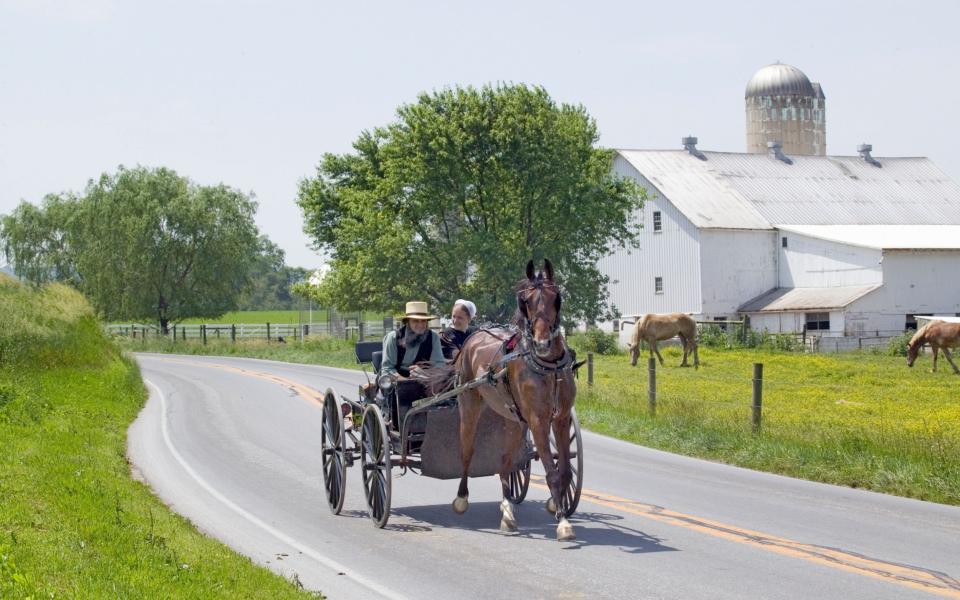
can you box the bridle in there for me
[517,282,563,344]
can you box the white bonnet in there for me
[454,299,477,319]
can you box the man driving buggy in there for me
[378,301,445,389]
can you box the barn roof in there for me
[738,285,881,313]
[617,150,960,230]
[776,224,960,250]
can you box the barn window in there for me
[655,277,663,294]
[782,236,788,248]
[653,211,662,232]
[805,312,830,331]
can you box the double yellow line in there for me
[157,357,960,599]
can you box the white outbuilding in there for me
[600,143,960,341]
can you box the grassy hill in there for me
[0,274,319,598]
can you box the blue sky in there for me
[2,0,958,269]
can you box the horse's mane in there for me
[909,321,934,348]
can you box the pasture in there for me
[577,347,960,505]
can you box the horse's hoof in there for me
[557,520,576,542]
[500,519,518,532]
[452,496,469,514]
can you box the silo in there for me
[745,63,826,156]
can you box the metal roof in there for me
[738,285,881,313]
[616,150,960,229]
[777,224,960,250]
[745,63,815,98]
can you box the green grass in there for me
[117,335,361,371]
[124,331,960,506]
[0,275,321,598]
[578,347,960,505]
[171,310,387,325]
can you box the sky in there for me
[2,0,958,270]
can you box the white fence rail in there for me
[106,321,390,342]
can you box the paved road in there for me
[129,353,960,600]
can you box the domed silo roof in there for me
[745,63,815,98]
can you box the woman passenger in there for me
[440,299,478,360]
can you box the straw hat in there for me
[402,300,437,321]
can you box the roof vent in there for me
[682,136,706,161]
[857,143,882,168]
[767,140,793,165]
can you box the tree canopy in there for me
[1,166,262,330]
[297,83,644,323]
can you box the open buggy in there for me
[319,336,584,529]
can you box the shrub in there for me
[567,328,622,355]
[888,329,915,356]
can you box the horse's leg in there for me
[453,388,483,514]
[679,334,689,367]
[932,345,940,373]
[498,419,524,532]
[942,347,960,375]
[652,340,665,366]
[530,413,575,542]
[693,340,700,369]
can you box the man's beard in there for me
[404,327,428,347]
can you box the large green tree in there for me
[1,166,262,332]
[297,83,644,323]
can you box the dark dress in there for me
[440,326,477,360]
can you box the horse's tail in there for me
[417,362,458,396]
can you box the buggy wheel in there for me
[320,389,347,515]
[360,404,392,528]
[506,428,532,504]
[549,408,584,517]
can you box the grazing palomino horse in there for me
[906,320,960,374]
[627,312,699,368]
[453,259,578,541]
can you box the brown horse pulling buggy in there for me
[319,260,585,540]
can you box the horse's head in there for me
[516,259,562,357]
[906,327,926,367]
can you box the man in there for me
[379,301,445,383]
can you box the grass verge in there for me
[1,275,321,598]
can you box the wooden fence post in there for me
[359,321,365,341]
[231,324,236,343]
[648,357,656,416]
[172,325,177,342]
[752,362,763,433]
[266,322,271,343]
[202,325,207,345]
[587,352,594,387]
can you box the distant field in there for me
[168,310,387,325]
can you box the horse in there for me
[906,320,960,374]
[452,259,578,541]
[626,312,699,368]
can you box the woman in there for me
[440,299,477,360]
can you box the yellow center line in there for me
[153,356,960,598]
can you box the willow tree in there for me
[297,83,644,323]
[1,166,261,332]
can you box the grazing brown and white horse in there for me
[906,320,960,374]
[453,259,578,541]
[627,312,699,368]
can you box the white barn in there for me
[599,143,960,340]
